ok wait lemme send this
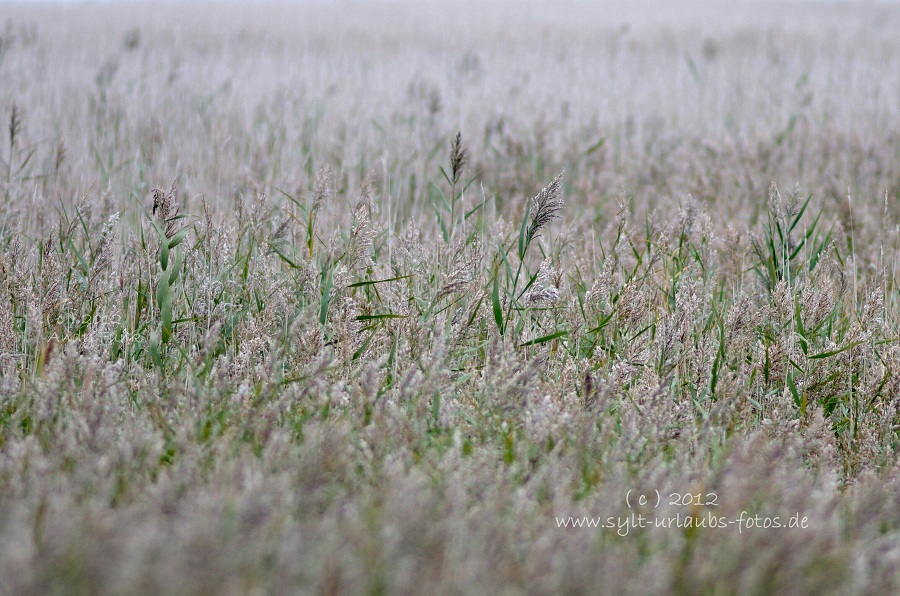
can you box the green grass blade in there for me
[520,330,567,347]
[492,263,504,334]
[355,313,407,321]
[809,341,864,359]
[348,275,412,288]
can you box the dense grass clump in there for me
[2,1,900,593]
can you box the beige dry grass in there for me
[1,1,900,594]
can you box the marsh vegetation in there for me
[1,1,900,593]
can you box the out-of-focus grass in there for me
[1,1,900,594]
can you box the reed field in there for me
[2,0,900,593]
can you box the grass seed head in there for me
[151,180,180,239]
[449,131,467,186]
[312,163,333,216]
[526,171,565,247]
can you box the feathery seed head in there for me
[449,131,467,186]
[151,180,180,239]
[347,176,375,272]
[8,102,21,151]
[312,163,333,216]
[526,171,565,247]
